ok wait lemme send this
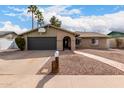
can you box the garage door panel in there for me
[28,37,56,50]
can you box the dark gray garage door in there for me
[28,37,56,50]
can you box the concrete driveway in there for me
[0,50,54,75]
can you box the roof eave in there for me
[79,36,110,38]
[48,25,78,36]
[20,25,78,36]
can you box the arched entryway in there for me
[63,36,71,50]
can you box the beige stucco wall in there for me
[108,38,117,48]
[109,37,124,49]
[56,29,75,50]
[22,27,75,50]
[23,28,57,50]
[118,38,124,48]
[78,38,109,49]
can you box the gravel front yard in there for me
[80,49,124,64]
[37,51,124,75]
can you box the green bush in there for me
[15,36,25,51]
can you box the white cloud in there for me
[3,6,124,34]
[5,6,30,22]
[113,5,124,11]
[8,6,25,12]
[0,21,28,34]
[41,5,112,34]
[44,7,124,34]
[42,5,81,16]
[4,13,17,17]
[67,9,81,15]
[44,5,71,15]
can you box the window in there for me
[76,38,81,45]
[91,38,99,45]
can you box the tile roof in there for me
[0,31,17,37]
[108,31,124,37]
[76,32,109,38]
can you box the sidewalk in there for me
[1,75,124,88]
[39,75,124,88]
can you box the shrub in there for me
[15,36,25,51]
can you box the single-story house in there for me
[108,31,124,48]
[0,31,18,50]
[76,32,110,49]
[20,25,77,50]
[19,25,111,50]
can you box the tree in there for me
[50,16,61,27]
[35,10,44,27]
[15,36,25,51]
[27,5,38,29]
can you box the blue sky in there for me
[0,5,124,34]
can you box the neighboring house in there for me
[19,25,77,50]
[0,31,18,50]
[108,31,124,37]
[108,31,124,48]
[76,32,109,49]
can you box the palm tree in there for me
[35,10,44,27]
[27,5,38,29]
[50,16,61,27]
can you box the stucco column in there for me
[57,40,63,50]
[25,36,28,50]
[71,40,75,50]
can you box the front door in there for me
[63,36,71,50]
